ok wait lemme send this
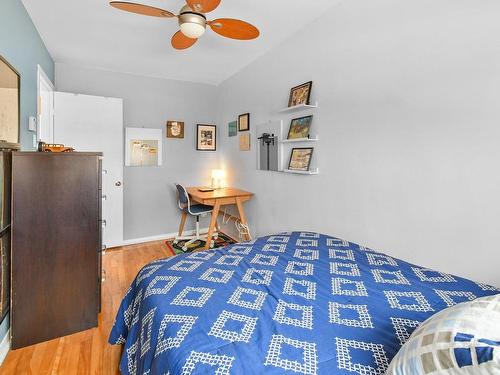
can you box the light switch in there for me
[28,116,37,132]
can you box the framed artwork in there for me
[287,115,313,140]
[238,113,250,132]
[0,55,20,144]
[239,133,250,151]
[125,127,163,167]
[197,124,216,151]
[228,121,237,137]
[288,147,313,171]
[288,81,313,107]
[166,121,184,138]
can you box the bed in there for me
[109,232,499,374]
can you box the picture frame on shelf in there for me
[288,147,313,171]
[287,115,313,140]
[228,120,237,137]
[288,81,313,107]
[238,113,250,132]
[196,124,216,151]
[166,121,184,139]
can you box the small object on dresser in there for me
[38,141,75,153]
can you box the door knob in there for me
[115,181,122,186]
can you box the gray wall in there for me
[56,63,220,240]
[216,0,500,287]
[0,0,55,349]
[0,0,54,150]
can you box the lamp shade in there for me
[211,169,226,189]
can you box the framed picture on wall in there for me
[288,147,313,171]
[166,121,184,138]
[239,133,250,151]
[197,124,216,151]
[288,81,313,107]
[287,115,313,140]
[228,121,237,137]
[238,113,250,132]
[0,55,20,145]
[125,127,163,167]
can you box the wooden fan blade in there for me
[209,18,259,40]
[186,0,221,13]
[171,31,198,50]
[109,1,175,17]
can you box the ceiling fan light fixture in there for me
[180,22,206,38]
[178,7,206,38]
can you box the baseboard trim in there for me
[119,228,210,247]
[0,329,10,366]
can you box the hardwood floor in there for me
[0,241,173,375]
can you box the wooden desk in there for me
[186,187,254,250]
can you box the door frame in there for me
[36,65,55,143]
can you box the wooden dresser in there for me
[11,152,103,349]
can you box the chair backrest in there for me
[174,183,190,209]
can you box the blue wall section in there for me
[0,0,54,352]
[0,0,54,150]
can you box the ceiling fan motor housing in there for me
[178,5,207,38]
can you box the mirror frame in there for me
[0,55,21,145]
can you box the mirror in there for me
[0,56,20,144]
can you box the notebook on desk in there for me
[198,187,215,192]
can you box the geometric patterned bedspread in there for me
[109,232,499,375]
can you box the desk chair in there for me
[174,183,218,251]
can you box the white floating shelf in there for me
[278,102,319,114]
[282,168,319,175]
[281,136,319,143]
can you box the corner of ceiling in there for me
[214,0,345,89]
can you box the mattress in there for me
[109,231,499,374]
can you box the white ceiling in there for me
[22,0,339,85]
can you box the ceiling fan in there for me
[109,0,260,50]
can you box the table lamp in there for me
[211,169,226,189]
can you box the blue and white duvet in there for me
[109,232,499,374]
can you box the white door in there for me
[54,92,124,248]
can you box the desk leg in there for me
[204,200,221,250]
[178,211,187,237]
[236,197,252,241]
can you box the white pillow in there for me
[386,293,500,375]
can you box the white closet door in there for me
[54,92,124,248]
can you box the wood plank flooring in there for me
[0,240,173,375]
